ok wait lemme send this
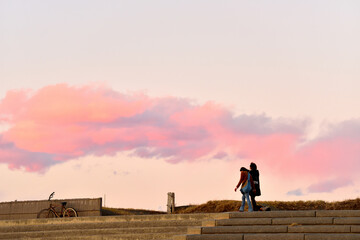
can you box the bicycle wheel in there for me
[37,209,56,218]
[63,207,77,217]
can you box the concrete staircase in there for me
[0,210,359,239]
[173,210,360,240]
[0,213,223,240]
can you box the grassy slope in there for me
[102,198,360,215]
[102,207,165,216]
[176,198,360,213]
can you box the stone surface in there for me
[202,219,216,227]
[187,227,202,234]
[351,225,360,232]
[316,210,360,217]
[272,217,333,225]
[1,210,360,239]
[216,218,272,226]
[288,225,351,233]
[333,217,360,225]
[243,233,304,240]
[174,234,244,240]
[305,233,360,240]
[229,210,315,219]
[203,225,288,234]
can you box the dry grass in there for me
[102,207,165,216]
[102,198,360,215]
[175,198,360,213]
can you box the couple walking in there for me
[234,162,261,212]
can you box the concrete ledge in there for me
[352,225,360,232]
[202,219,216,227]
[187,227,202,234]
[288,225,351,233]
[216,218,272,226]
[0,213,222,227]
[229,211,315,219]
[333,217,360,224]
[243,233,304,240]
[305,233,360,240]
[173,235,189,240]
[174,234,244,240]
[272,217,333,225]
[316,210,360,217]
[202,225,288,234]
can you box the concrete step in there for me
[190,225,359,234]
[172,210,360,240]
[204,217,360,227]
[0,227,186,239]
[0,219,201,233]
[0,213,220,239]
[29,236,174,240]
[226,210,360,219]
[0,213,224,227]
[174,233,360,240]
[1,210,359,240]
[26,232,177,240]
[0,213,223,239]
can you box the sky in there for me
[0,0,359,211]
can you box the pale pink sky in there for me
[0,1,359,210]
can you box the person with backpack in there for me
[234,167,256,212]
[249,162,261,211]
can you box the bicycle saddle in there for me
[61,202,67,206]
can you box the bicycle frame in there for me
[48,202,67,217]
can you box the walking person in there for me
[234,167,256,212]
[249,162,261,211]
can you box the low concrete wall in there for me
[0,198,102,220]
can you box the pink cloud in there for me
[307,178,353,193]
[0,83,359,194]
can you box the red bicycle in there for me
[37,192,78,218]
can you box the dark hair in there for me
[250,162,257,170]
[240,167,249,172]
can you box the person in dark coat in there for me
[249,162,261,211]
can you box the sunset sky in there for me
[1,0,359,210]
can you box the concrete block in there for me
[187,227,202,234]
[202,225,287,234]
[351,225,360,232]
[305,233,360,240]
[230,211,315,219]
[244,233,304,240]
[173,235,188,240]
[202,219,216,227]
[272,217,333,225]
[178,234,244,240]
[316,210,360,217]
[212,212,231,219]
[333,217,360,225]
[216,218,272,226]
[288,225,351,233]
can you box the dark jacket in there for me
[250,169,261,196]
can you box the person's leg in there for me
[239,193,245,211]
[250,193,257,211]
[245,193,253,212]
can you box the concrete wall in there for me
[0,198,102,220]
